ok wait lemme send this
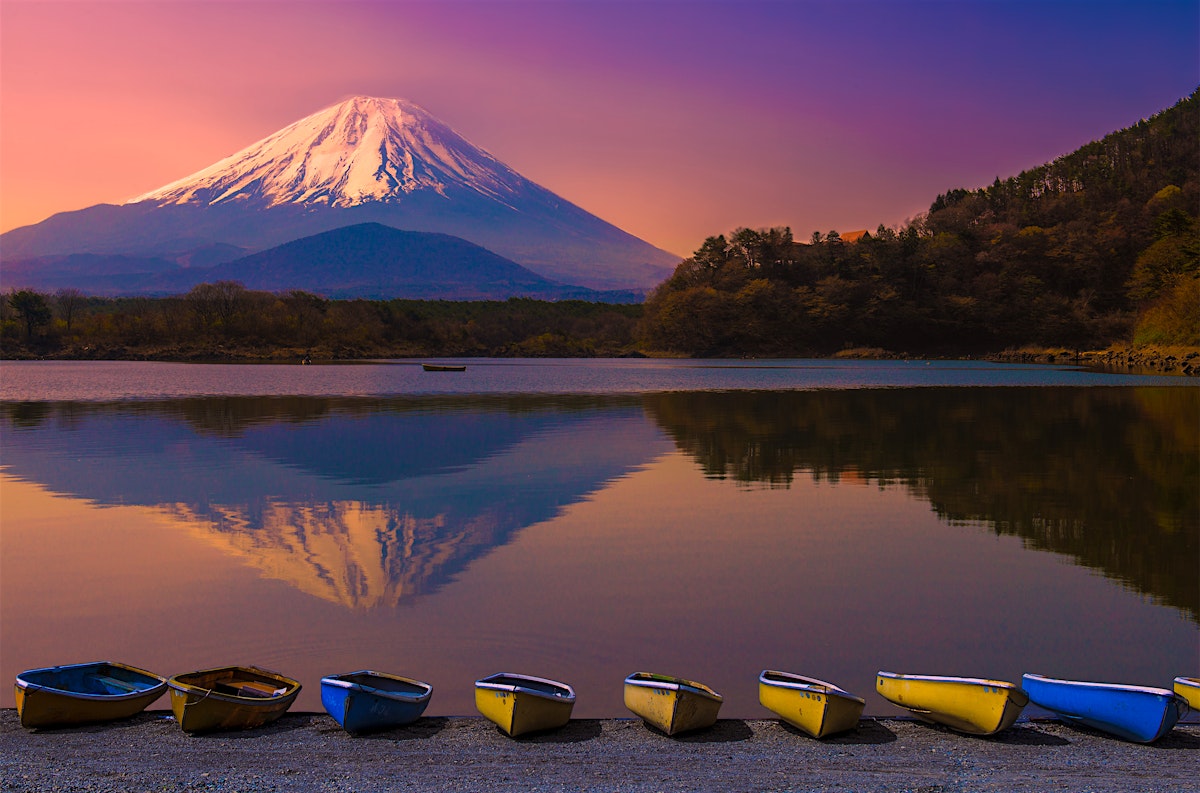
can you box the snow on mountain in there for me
[2,96,680,292]
[130,96,529,210]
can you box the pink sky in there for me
[1,0,1196,257]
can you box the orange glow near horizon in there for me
[1,1,1196,257]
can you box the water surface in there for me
[1,360,1195,717]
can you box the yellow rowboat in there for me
[167,666,301,733]
[15,661,166,729]
[758,670,865,738]
[623,672,723,736]
[474,673,575,737]
[876,671,1028,736]
[1174,677,1200,710]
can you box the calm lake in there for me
[1,359,1196,718]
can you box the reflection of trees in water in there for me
[165,394,640,437]
[644,388,1199,622]
[1,394,642,437]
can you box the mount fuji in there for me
[1,96,679,295]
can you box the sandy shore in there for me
[2,710,1197,792]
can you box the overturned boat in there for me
[474,673,575,737]
[876,671,1027,736]
[1023,673,1189,743]
[759,670,865,738]
[623,672,723,736]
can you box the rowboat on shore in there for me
[14,661,166,729]
[875,671,1028,736]
[422,363,466,372]
[1022,673,1189,743]
[321,671,432,734]
[167,666,301,733]
[623,672,723,736]
[1173,677,1200,710]
[474,673,575,737]
[758,670,865,738]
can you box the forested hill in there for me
[641,89,1199,356]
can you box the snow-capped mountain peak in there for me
[5,96,679,292]
[129,96,525,209]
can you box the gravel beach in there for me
[2,710,1197,792]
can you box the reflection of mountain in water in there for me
[5,389,1195,620]
[0,396,668,608]
[160,501,488,608]
[644,388,1199,622]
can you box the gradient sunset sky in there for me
[2,0,1196,257]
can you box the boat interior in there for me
[478,675,573,698]
[333,672,430,697]
[20,664,160,695]
[174,668,292,698]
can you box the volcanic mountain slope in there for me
[179,223,604,300]
[3,224,610,300]
[1,96,678,292]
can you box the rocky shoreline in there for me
[2,710,1197,792]
[987,346,1200,376]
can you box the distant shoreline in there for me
[1,345,1196,377]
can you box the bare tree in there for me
[56,288,86,333]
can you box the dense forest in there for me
[2,90,1196,362]
[642,89,1198,356]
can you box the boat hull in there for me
[15,661,166,729]
[321,671,432,734]
[474,673,575,737]
[876,672,1027,736]
[624,673,723,736]
[168,666,301,733]
[1173,677,1200,711]
[758,670,865,739]
[1023,673,1189,743]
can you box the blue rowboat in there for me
[321,670,432,734]
[1022,673,1190,743]
[15,661,166,729]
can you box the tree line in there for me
[641,89,1198,356]
[3,90,1196,360]
[0,283,643,360]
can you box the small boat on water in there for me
[422,363,466,372]
[14,661,166,729]
[758,670,865,738]
[321,670,432,734]
[474,673,575,737]
[167,666,301,733]
[623,672,723,736]
[875,671,1028,736]
[1022,673,1189,743]
[1173,677,1200,711]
